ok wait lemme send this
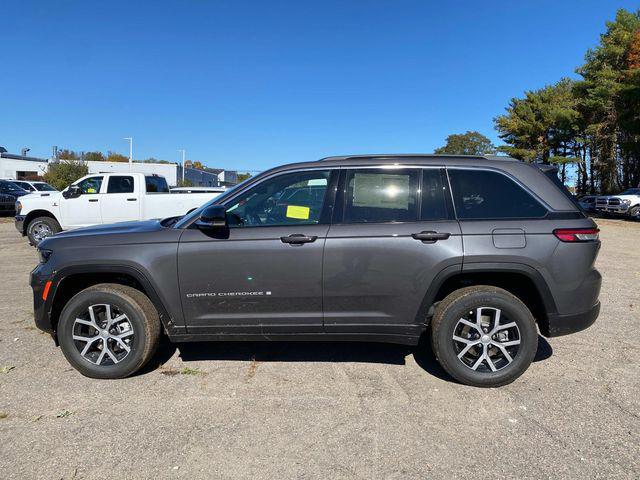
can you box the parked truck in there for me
[15,173,221,245]
[595,188,640,219]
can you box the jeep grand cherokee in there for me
[30,155,601,387]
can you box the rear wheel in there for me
[27,216,61,246]
[430,286,538,387]
[57,284,161,379]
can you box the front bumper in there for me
[15,215,25,235]
[596,206,629,214]
[544,301,600,337]
[30,264,57,335]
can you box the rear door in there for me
[322,167,463,338]
[101,175,141,224]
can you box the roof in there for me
[0,152,49,162]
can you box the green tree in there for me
[106,151,129,163]
[57,149,80,160]
[83,151,106,162]
[574,8,640,193]
[434,131,496,155]
[495,78,580,164]
[236,172,252,183]
[43,160,89,190]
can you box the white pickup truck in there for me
[595,187,640,219]
[15,172,221,245]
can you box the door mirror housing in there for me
[62,185,82,199]
[196,205,228,229]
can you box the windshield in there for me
[619,188,640,195]
[0,181,25,193]
[34,183,56,191]
[173,177,252,228]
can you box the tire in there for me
[430,286,538,388]
[628,205,639,219]
[27,216,61,246]
[57,283,161,379]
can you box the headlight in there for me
[38,249,52,263]
[621,199,631,205]
[15,201,22,214]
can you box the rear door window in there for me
[448,169,547,219]
[343,169,419,223]
[421,169,449,220]
[107,176,134,194]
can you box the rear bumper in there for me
[15,215,25,235]
[544,301,600,337]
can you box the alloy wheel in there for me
[72,304,135,366]
[29,221,53,243]
[452,307,521,373]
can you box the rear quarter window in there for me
[448,169,547,219]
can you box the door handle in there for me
[127,198,137,201]
[411,231,450,243]
[280,234,318,245]
[88,198,99,202]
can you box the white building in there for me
[1,149,237,187]
[0,153,48,179]
[86,161,178,185]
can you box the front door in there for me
[60,176,104,228]
[178,169,337,335]
[322,167,463,338]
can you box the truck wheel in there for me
[27,216,61,246]
[629,205,639,219]
[57,283,161,379]
[430,286,538,388]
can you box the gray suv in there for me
[30,155,601,387]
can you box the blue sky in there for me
[1,1,637,172]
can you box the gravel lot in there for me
[0,217,638,479]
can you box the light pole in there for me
[178,149,186,184]
[124,137,133,171]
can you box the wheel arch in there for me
[48,265,174,338]
[22,209,61,235]
[417,263,558,334]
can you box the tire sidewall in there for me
[58,289,149,379]
[27,217,60,246]
[434,290,538,387]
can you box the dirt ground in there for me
[0,217,638,479]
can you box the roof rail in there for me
[317,154,517,162]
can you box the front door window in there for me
[225,170,330,227]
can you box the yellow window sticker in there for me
[286,205,310,220]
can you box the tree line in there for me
[436,8,640,195]
[57,149,176,165]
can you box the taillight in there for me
[553,228,599,242]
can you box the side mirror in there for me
[62,185,81,199]
[195,205,228,229]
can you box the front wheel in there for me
[430,286,538,388]
[26,216,61,246]
[628,205,639,219]
[57,284,161,379]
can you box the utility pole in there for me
[124,137,133,171]
[178,149,186,184]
